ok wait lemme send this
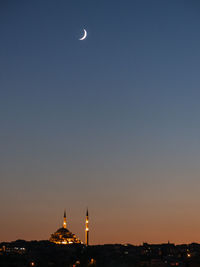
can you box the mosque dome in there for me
[49,211,82,245]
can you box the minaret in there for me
[85,209,89,246]
[63,210,67,229]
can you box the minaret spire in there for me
[63,210,67,229]
[85,208,89,246]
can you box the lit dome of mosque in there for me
[50,211,82,245]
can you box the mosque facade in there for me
[50,210,89,245]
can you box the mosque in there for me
[50,209,89,245]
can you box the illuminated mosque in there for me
[50,210,89,245]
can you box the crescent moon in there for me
[79,29,87,41]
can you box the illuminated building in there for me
[85,209,89,246]
[50,211,82,244]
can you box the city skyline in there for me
[1,0,200,245]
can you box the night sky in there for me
[1,0,200,245]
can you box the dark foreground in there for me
[0,240,200,267]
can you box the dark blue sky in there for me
[1,0,200,244]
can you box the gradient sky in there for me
[1,0,200,245]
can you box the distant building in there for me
[50,211,82,244]
[50,210,89,245]
[85,209,89,246]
